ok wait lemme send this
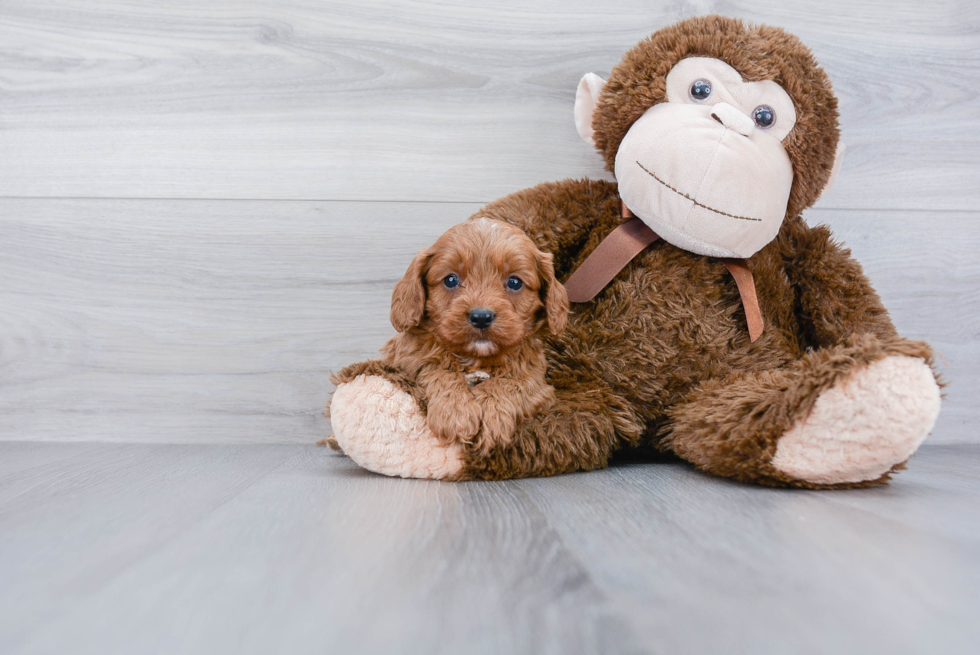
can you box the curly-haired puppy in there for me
[382,218,569,454]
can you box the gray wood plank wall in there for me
[1,1,977,444]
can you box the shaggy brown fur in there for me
[338,219,569,455]
[333,16,937,487]
[462,179,935,486]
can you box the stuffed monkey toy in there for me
[328,15,942,488]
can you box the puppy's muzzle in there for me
[468,308,495,330]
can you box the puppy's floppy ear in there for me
[536,250,569,336]
[391,248,432,332]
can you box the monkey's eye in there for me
[443,273,460,289]
[689,79,712,102]
[506,276,524,291]
[752,105,776,129]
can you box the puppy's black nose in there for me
[468,308,495,329]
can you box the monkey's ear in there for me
[574,73,607,147]
[390,249,432,333]
[536,251,569,336]
[816,141,846,201]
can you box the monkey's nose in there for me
[710,102,754,137]
[468,308,495,329]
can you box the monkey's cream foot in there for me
[771,356,941,485]
[329,375,465,480]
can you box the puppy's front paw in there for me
[427,398,482,444]
[476,407,518,455]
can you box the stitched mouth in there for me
[635,161,762,222]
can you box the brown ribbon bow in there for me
[562,201,764,342]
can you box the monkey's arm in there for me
[329,360,642,480]
[782,219,899,349]
[462,372,644,480]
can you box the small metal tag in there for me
[464,370,491,387]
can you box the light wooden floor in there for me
[1,442,978,655]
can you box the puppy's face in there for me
[391,219,568,358]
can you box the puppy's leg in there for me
[471,379,521,454]
[420,368,482,444]
[316,436,343,451]
[471,377,555,454]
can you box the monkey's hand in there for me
[330,374,465,480]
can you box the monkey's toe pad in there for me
[329,375,464,480]
[772,355,941,485]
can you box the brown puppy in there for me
[384,218,568,454]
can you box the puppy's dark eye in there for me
[690,79,712,102]
[443,274,460,289]
[506,276,523,291]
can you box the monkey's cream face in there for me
[614,57,797,259]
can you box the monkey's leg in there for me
[329,368,642,480]
[663,335,941,488]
